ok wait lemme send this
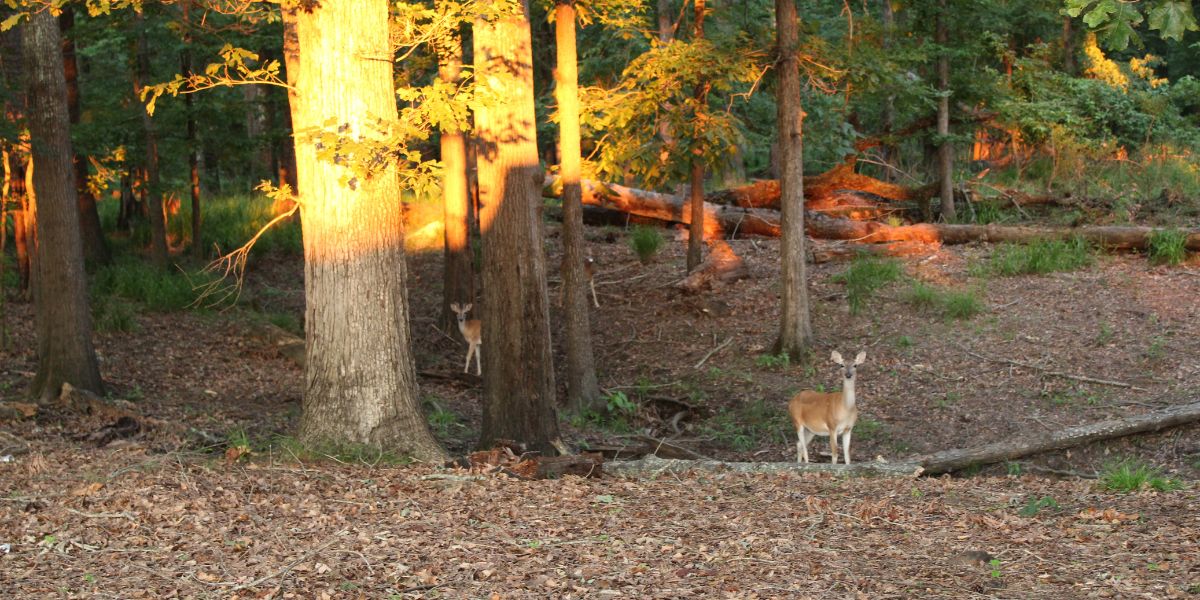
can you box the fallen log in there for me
[911,400,1200,476]
[703,159,932,211]
[677,240,747,293]
[807,213,1200,251]
[810,240,941,263]
[605,454,924,478]
[545,176,781,239]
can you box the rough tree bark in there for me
[555,0,601,414]
[474,1,562,454]
[880,0,896,182]
[134,13,168,268]
[22,9,104,401]
[437,38,475,335]
[287,1,447,462]
[774,0,812,359]
[657,0,673,43]
[935,0,955,222]
[59,6,109,266]
[686,0,708,272]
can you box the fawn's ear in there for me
[464,303,472,312]
[450,303,460,312]
[854,351,866,365]
[830,351,844,365]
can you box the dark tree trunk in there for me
[555,0,601,414]
[59,6,109,266]
[134,15,168,267]
[880,0,896,182]
[474,1,562,454]
[1061,16,1076,75]
[279,4,300,192]
[22,9,104,401]
[774,0,812,359]
[935,1,955,222]
[181,0,202,258]
[686,0,707,272]
[437,39,475,334]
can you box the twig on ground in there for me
[228,533,344,591]
[957,344,1148,391]
[694,337,734,369]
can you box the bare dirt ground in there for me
[2,228,1199,597]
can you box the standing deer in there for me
[559,255,600,308]
[450,303,481,375]
[788,350,865,464]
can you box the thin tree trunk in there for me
[287,1,447,462]
[556,0,601,414]
[935,1,955,222]
[21,154,37,297]
[474,1,562,454]
[880,0,895,182]
[686,0,707,272]
[437,39,475,334]
[774,0,812,359]
[1061,16,1075,74]
[59,6,109,266]
[657,0,674,42]
[181,0,202,258]
[22,9,104,401]
[7,148,32,296]
[134,15,168,267]
[279,4,300,192]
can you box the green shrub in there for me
[1146,229,1188,266]
[628,225,664,264]
[988,236,1093,276]
[903,280,941,311]
[93,299,139,333]
[834,255,903,314]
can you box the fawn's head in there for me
[450,303,473,322]
[830,350,866,381]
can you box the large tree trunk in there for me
[935,1,955,222]
[774,0,812,359]
[59,6,109,266]
[134,15,168,268]
[437,40,475,335]
[22,9,104,401]
[180,0,202,259]
[556,0,601,414]
[279,3,300,193]
[686,0,707,272]
[474,1,562,455]
[913,401,1200,476]
[287,1,446,462]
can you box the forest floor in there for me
[2,222,1200,597]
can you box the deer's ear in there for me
[464,303,472,311]
[855,351,866,365]
[830,351,844,365]
[450,303,460,311]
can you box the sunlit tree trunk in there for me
[555,0,601,414]
[22,9,104,401]
[936,1,955,222]
[774,0,813,359]
[59,6,109,266]
[134,13,169,267]
[287,1,447,462]
[474,1,561,454]
[686,0,708,272]
[657,0,673,42]
[437,39,475,334]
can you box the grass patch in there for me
[986,236,1093,276]
[93,299,139,333]
[833,255,903,314]
[1017,495,1060,517]
[177,194,303,258]
[754,352,791,370]
[942,289,985,320]
[1100,460,1182,493]
[1146,228,1189,266]
[570,390,639,433]
[628,225,664,265]
[424,399,465,439]
[701,398,792,452]
[91,258,213,312]
[903,280,985,321]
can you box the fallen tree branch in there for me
[910,400,1200,475]
[694,337,734,369]
[605,454,924,478]
[958,344,1148,391]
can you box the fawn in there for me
[449,303,482,375]
[788,350,865,464]
[559,255,600,308]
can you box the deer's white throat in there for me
[842,377,857,409]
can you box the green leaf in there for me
[1147,0,1199,41]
